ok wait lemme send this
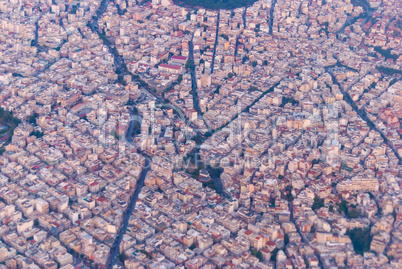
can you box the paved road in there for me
[189,34,201,115]
[210,10,220,74]
[327,66,401,164]
[87,0,128,82]
[268,0,277,35]
[108,158,150,268]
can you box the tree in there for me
[118,253,128,262]
[347,228,372,255]
[389,78,398,87]
[220,34,229,40]
[30,130,44,138]
[187,168,199,179]
[338,200,348,215]
[269,197,276,207]
[374,46,398,61]
[284,234,289,245]
[202,180,217,190]
[252,61,258,67]
[348,208,360,219]
[194,133,203,145]
[270,248,279,261]
[252,249,263,261]
[139,249,152,259]
[12,117,21,125]
[283,185,293,201]
[329,205,334,212]
[312,197,325,211]
[207,165,221,179]
[263,60,268,66]
[29,113,39,125]
[185,59,192,69]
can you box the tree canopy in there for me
[312,196,325,211]
[347,228,372,255]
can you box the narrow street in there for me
[210,10,220,74]
[108,158,150,268]
[327,67,402,164]
[32,13,50,53]
[233,7,247,64]
[268,0,277,35]
[189,34,201,115]
[87,0,128,82]
[215,81,281,132]
[242,6,247,29]
[85,2,155,268]
[336,0,375,34]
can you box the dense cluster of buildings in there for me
[0,0,401,268]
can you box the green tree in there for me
[252,249,263,261]
[269,197,276,207]
[202,180,217,190]
[270,248,279,261]
[284,234,289,245]
[139,249,152,259]
[29,113,39,125]
[220,34,229,40]
[348,208,360,219]
[185,59,192,69]
[30,130,44,138]
[194,133,203,145]
[118,253,128,262]
[338,200,348,215]
[207,165,222,179]
[312,196,325,211]
[347,228,372,255]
